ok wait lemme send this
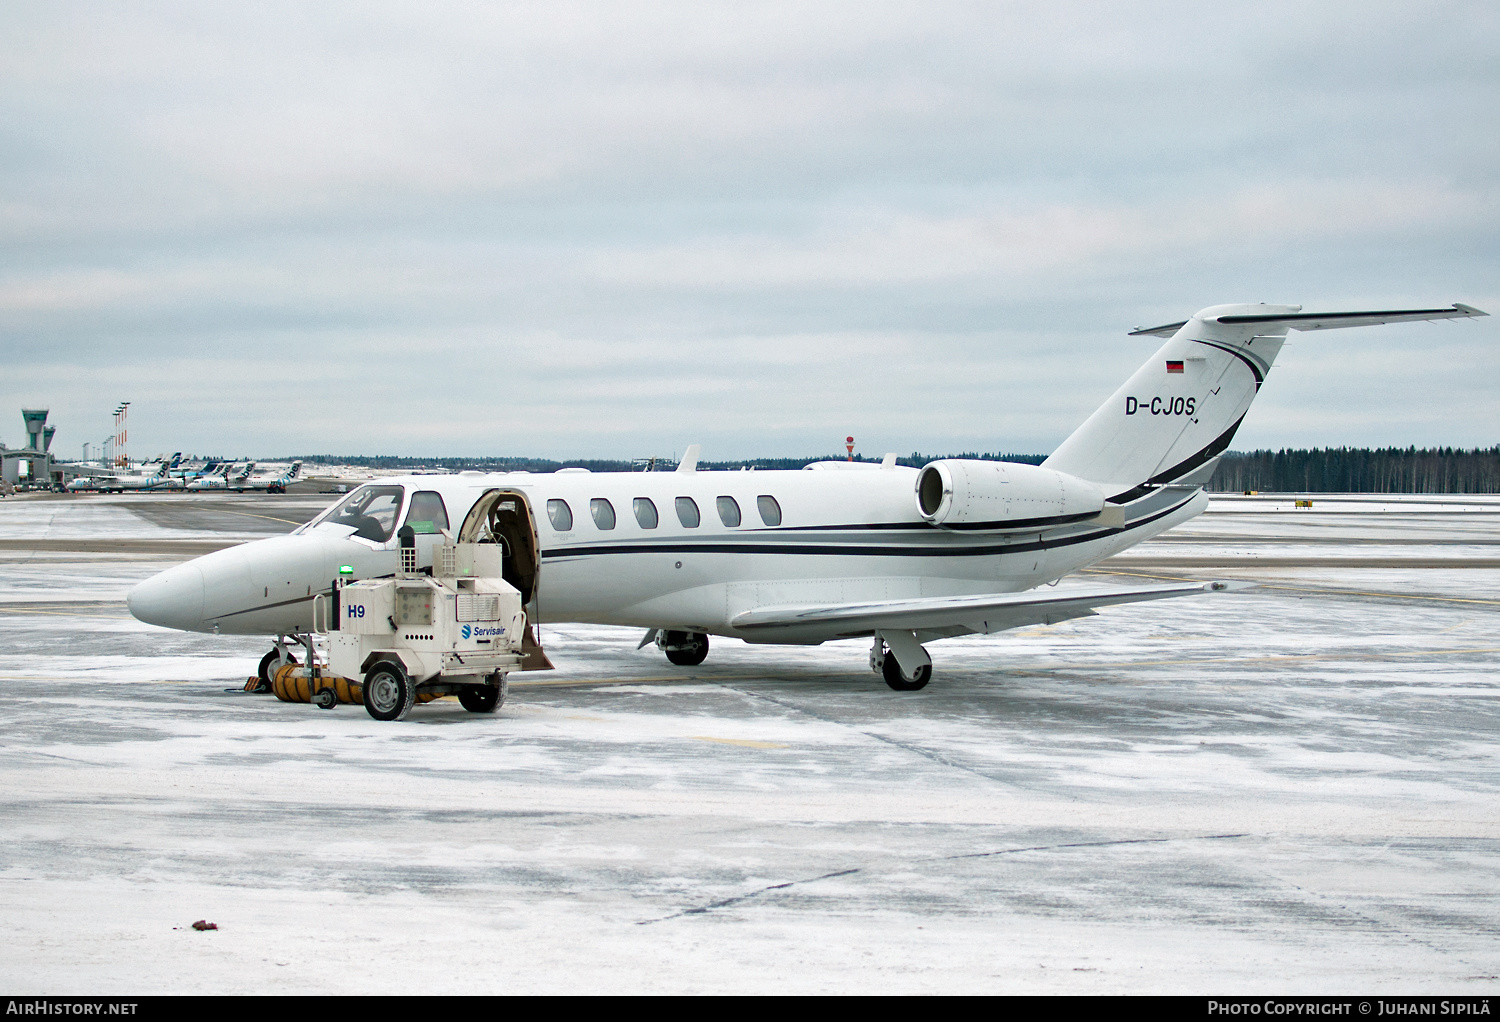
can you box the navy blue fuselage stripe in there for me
[540,494,1195,561]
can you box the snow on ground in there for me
[1,493,1498,993]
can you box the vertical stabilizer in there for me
[1042,301,1486,501]
[1042,304,1293,498]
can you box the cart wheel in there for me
[458,682,501,713]
[363,662,415,721]
[313,687,338,710]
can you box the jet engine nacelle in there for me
[915,460,1106,531]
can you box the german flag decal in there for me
[1165,360,1184,373]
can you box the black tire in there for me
[664,631,709,667]
[363,662,415,721]
[457,682,502,713]
[881,647,932,691]
[256,648,297,693]
[313,687,338,710]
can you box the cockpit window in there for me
[403,491,450,535]
[319,485,405,543]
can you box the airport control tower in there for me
[4,408,56,487]
[22,409,47,452]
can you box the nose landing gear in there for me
[254,638,300,693]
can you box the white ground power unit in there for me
[314,538,527,720]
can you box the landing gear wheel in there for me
[881,647,932,691]
[663,631,709,667]
[458,682,502,713]
[256,648,297,693]
[312,687,338,710]
[363,662,415,721]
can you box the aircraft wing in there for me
[730,580,1250,638]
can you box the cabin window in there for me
[322,484,405,543]
[633,497,658,529]
[403,491,450,535]
[675,496,700,528]
[716,496,742,527]
[546,498,573,532]
[757,495,782,527]
[590,497,616,530]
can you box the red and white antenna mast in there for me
[113,402,130,467]
[845,435,855,462]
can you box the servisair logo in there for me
[461,625,506,639]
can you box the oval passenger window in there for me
[546,498,573,532]
[590,498,616,530]
[633,497,658,529]
[675,497,700,528]
[716,496,741,527]
[757,495,782,527]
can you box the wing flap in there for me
[731,580,1250,637]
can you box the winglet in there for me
[676,444,701,473]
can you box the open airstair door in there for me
[459,489,554,670]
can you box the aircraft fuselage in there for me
[126,465,1203,644]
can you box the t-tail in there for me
[1041,302,1487,504]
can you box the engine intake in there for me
[916,460,1106,531]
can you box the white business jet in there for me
[127,302,1487,691]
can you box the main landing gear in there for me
[871,632,932,691]
[458,674,508,714]
[657,630,709,666]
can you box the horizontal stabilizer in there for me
[1128,320,1189,338]
[1213,304,1487,331]
[731,580,1251,638]
[1129,304,1486,337]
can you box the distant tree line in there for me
[1210,446,1500,494]
[279,451,1049,473]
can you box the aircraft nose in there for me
[127,563,206,631]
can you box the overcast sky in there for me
[1,1,1496,461]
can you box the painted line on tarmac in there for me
[0,675,199,683]
[1084,567,1500,606]
[512,675,707,689]
[0,671,790,689]
[689,736,790,749]
[0,606,132,618]
[183,505,302,526]
[1031,646,1500,672]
